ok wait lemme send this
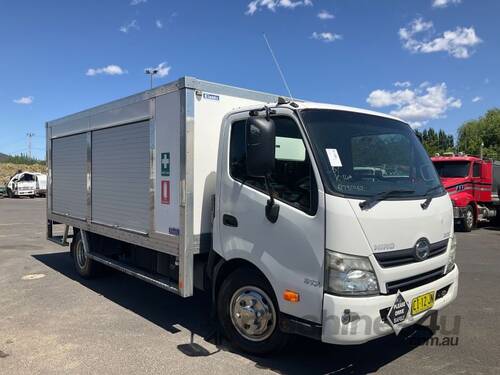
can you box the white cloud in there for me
[13,96,34,105]
[367,82,462,128]
[394,81,411,88]
[130,0,147,5]
[317,10,334,20]
[119,20,139,33]
[156,62,171,77]
[472,96,482,103]
[432,0,461,8]
[156,19,163,29]
[399,18,481,59]
[145,62,171,78]
[86,65,127,76]
[246,0,312,15]
[311,31,342,43]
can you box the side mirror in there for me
[245,117,276,177]
[245,116,280,223]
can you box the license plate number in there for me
[411,291,435,315]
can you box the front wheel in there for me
[460,205,475,232]
[217,268,289,355]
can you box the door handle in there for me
[223,214,238,227]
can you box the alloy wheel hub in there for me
[230,287,276,341]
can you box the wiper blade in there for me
[359,190,415,210]
[420,185,444,210]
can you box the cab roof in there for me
[286,101,404,123]
[431,155,482,162]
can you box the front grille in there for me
[374,239,448,268]
[385,266,445,294]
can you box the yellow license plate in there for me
[411,291,435,315]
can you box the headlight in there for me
[325,250,379,296]
[446,234,457,273]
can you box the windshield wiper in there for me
[420,185,444,210]
[359,190,415,210]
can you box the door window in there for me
[473,163,481,177]
[230,116,317,215]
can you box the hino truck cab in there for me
[212,102,458,353]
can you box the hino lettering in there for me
[46,77,459,355]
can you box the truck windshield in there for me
[300,109,443,198]
[433,162,470,178]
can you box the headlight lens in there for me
[446,234,457,273]
[325,250,379,296]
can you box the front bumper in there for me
[321,266,459,345]
[16,190,35,196]
[453,207,467,219]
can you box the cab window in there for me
[473,163,481,177]
[230,116,318,215]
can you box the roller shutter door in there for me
[52,133,87,219]
[91,121,150,233]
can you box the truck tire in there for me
[217,267,289,355]
[7,188,13,198]
[71,231,101,279]
[461,205,475,232]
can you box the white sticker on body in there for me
[326,148,342,167]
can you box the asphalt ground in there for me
[1,197,499,374]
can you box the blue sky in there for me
[0,0,498,159]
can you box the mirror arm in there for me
[264,174,275,206]
[264,174,280,223]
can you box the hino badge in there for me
[46,77,459,355]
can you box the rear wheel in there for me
[217,268,289,355]
[461,205,475,232]
[71,231,101,278]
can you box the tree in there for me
[3,153,46,165]
[457,108,500,159]
[415,128,454,156]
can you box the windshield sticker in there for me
[326,148,342,167]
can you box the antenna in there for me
[26,132,35,159]
[262,33,294,101]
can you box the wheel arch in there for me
[208,252,279,311]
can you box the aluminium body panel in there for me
[47,77,287,297]
[51,133,87,219]
[154,91,182,236]
[91,120,151,233]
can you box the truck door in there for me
[217,110,326,324]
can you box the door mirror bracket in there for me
[245,116,279,223]
[264,175,279,223]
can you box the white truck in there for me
[7,171,47,198]
[46,77,458,354]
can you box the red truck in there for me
[431,155,500,231]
